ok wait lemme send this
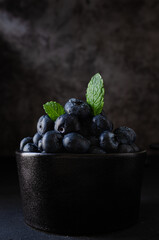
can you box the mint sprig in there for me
[43,101,65,121]
[86,73,105,116]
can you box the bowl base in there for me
[25,217,139,236]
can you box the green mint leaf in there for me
[43,101,65,121]
[86,73,105,116]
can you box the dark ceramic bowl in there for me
[16,150,146,235]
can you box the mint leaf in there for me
[43,101,65,121]
[86,73,105,116]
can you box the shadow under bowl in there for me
[16,150,146,235]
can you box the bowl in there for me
[16,150,146,235]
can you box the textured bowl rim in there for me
[16,150,147,158]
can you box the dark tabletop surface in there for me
[0,151,159,240]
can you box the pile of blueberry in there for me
[20,98,139,154]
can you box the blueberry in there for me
[118,144,135,153]
[114,126,136,144]
[101,110,106,117]
[54,113,80,134]
[20,137,32,151]
[38,139,43,152]
[88,136,99,147]
[89,146,106,154]
[23,143,38,152]
[42,130,63,153]
[37,115,54,135]
[91,114,113,136]
[63,133,90,153]
[64,98,92,119]
[131,143,140,152]
[78,119,91,137]
[100,131,119,152]
[33,132,42,146]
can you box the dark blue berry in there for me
[23,143,38,152]
[89,146,106,154]
[38,139,43,152]
[101,110,106,117]
[54,113,80,134]
[100,131,119,152]
[42,130,63,153]
[33,132,42,146]
[78,119,91,137]
[20,137,32,151]
[64,98,92,119]
[118,144,135,153]
[114,126,136,144]
[88,136,99,146]
[63,132,90,153]
[131,143,140,152]
[37,115,54,136]
[91,114,113,136]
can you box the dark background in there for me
[0,1,159,239]
[0,0,159,157]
